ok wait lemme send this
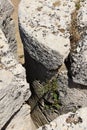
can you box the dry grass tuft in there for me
[69,6,81,52]
[53,1,61,7]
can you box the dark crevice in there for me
[64,54,72,79]
[23,49,58,84]
[64,53,87,89]
[18,1,87,127]
[38,104,51,123]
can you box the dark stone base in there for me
[24,49,58,83]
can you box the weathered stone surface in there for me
[6,104,36,130]
[0,0,17,55]
[0,29,31,129]
[69,0,87,86]
[37,107,87,130]
[57,69,87,112]
[29,68,87,127]
[70,36,87,86]
[0,0,13,23]
[77,0,87,28]
[1,0,86,129]
[18,0,75,80]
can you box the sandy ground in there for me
[11,0,24,64]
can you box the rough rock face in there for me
[70,36,87,86]
[37,107,87,130]
[0,28,31,129]
[57,69,87,111]
[1,0,87,129]
[28,68,87,127]
[6,104,36,130]
[0,0,17,55]
[18,0,75,80]
[0,0,31,130]
[18,0,87,127]
[69,0,87,86]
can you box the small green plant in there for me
[39,79,61,111]
[31,79,61,113]
[38,79,58,94]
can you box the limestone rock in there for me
[18,0,75,80]
[0,29,31,129]
[70,36,87,86]
[6,104,36,130]
[37,107,87,130]
[77,0,87,28]
[0,0,17,55]
[57,69,87,112]
[69,0,87,86]
[0,0,13,23]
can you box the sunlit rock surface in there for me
[19,0,75,80]
[0,28,31,129]
[6,104,36,130]
[37,107,87,130]
[0,0,17,55]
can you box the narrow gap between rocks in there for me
[11,0,84,128]
[65,0,82,78]
[11,0,24,64]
